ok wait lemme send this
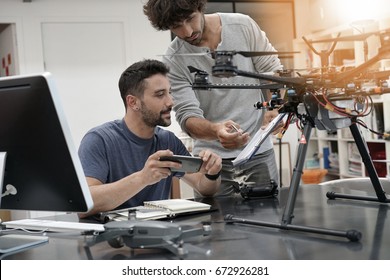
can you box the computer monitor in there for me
[0,73,93,213]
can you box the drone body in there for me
[89,220,211,257]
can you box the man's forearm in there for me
[185,117,220,140]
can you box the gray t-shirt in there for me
[163,13,282,158]
[78,119,190,209]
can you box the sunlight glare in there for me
[336,0,388,24]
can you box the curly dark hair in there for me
[143,0,207,31]
[118,59,170,108]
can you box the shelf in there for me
[306,98,388,180]
[294,19,390,182]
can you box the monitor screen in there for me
[0,73,93,213]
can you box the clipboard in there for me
[232,113,286,166]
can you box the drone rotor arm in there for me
[235,69,306,87]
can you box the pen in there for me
[230,124,240,133]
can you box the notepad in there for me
[103,199,212,221]
[144,199,211,213]
[232,113,286,166]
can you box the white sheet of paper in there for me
[232,113,286,166]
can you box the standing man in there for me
[144,0,283,196]
[78,59,221,217]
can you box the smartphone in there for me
[159,155,203,173]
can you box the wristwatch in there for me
[204,171,221,181]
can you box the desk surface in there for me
[3,178,390,260]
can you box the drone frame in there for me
[189,29,390,241]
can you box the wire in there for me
[308,88,374,119]
[0,227,48,234]
[355,119,388,139]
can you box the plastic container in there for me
[305,158,320,169]
[301,169,328,184]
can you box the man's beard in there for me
[140,101,171,128]
[185,14,205,46]
[185,31,202,46]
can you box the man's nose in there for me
[167,94,174,106]
[181,23,193,38]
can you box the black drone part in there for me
[212,52,238,78]
[87,220,212,257]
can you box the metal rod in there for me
[224,214,362,242]
[327,122,389,203]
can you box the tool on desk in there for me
[238,179,279,199]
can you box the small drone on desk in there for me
[86,219,211,257]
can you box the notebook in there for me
[232,113,286,166]
[102,199,212,221]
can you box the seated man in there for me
[78,59,221,217]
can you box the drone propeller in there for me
[234,51,300,57]
[188,65,207,74]
[161,50,299,58]
[188,65,286,90]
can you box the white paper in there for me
[232,113,286,166]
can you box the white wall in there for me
[0,0,307,217]
[0,0,175,219]
[0,0,173,144]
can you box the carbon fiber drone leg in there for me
[225,122,362,242]
[326,122,390,203]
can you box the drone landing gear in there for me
[326,121,390,203]
[225,122,362,242]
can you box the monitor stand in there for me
[0,151,49,258]
[0,234,49,258]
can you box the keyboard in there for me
[3,219,105,233]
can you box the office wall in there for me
[0,0,176,219]
[0,0,175,147]
[0,0,308,217]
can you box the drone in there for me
[189,28,390,136]
[85,220,212,257]
[184,28,390,241]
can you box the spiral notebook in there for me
[101,199,212,221]
[144,199,211,214]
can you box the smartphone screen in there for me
[159,155,203,173]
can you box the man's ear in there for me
[126,94,141,111]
